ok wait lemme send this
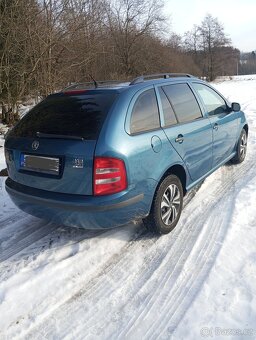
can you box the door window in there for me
[193,83,227,115]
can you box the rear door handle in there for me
[175,134,184,144]
[213,123,218,130]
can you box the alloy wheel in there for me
[160,184,181,226]
[240,131,247,159]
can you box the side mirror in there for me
[231,102,241,112]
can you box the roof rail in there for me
[63,80,127,91]
[129,73,195,85]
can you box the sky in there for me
[164,0,256,52]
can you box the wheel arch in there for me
[144,164,187,234]
[158,164,187,196]
[243,124,249,136]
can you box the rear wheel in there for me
[143,174,183,234]
[231,128,247,164]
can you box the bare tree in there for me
[0,0,40,121]
[183,14,232,80]
[184,25,200,54]
[103,0,166,76]
[199,14,231,80]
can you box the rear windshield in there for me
[9,90,118,140]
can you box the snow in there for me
[216,74,256,82]
[0,125,7,171]
[18,102,36,119]
[0,148,5,171]
[0,75,256,339]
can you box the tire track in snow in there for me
[8,222,186,338]
[117,163,253,339]
[0,220,59,263]
[0,215,43,241]
[145,194,236,339]
[0,215,112,284]
[0,211,26,228]
[0,226,135,340]
[155,169,256,338]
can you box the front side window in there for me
[162,83,202,123]
[193,83,227,115]
[130,89,160,134]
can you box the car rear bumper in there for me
[5,178,147,229]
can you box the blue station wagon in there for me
[4,74,248,234]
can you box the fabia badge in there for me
[32,140,39,151]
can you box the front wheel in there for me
[143,174,183,234]
[231,128,247,164]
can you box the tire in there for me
[143,174,183,234]
[231,128,247,164]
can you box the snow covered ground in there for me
[0,125,7,171]
[0,76,256,339]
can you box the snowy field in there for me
[0,76,256,339]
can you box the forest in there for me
[0,0,252,123]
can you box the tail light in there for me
[93,157,127,196]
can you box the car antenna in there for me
[89,74,98,88]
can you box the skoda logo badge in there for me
[32,140,39,151]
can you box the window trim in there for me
[125,86,161,136]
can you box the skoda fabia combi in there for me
[4,73,248,234]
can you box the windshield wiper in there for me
[36,132,84,140]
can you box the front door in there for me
[192,82,239,167]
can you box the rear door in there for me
[192,82,239,167]
[156,83,213,181]
[5,90,117,195]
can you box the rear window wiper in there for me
[36,132,84,140]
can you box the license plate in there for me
[20,154,60,175]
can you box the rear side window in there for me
[193,83,227,115]
[130,89,160,134]
[162,84,202,123]
[9,90,117,140]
